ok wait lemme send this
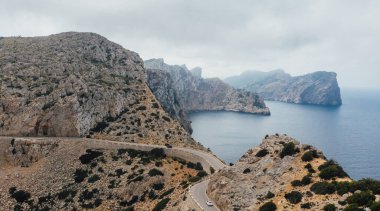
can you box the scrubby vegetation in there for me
[259,201,277,211]
[285,191,303,204]
[301,150,318,162]
[323,204,336,211]
[280,142,299,158]
[318,160,348,179]
[256,149,269,157]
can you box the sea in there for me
[189,89,380,180]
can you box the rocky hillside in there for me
[145,59,270,132]
[0,137,208,210]
[208,135,380,211]
[0,32,199,148]
[224,70,342,106]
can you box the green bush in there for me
[301,150,318,162]
[310,182,336,195]
[243,168,251,174]
[266,191,275,199]
[88,174,101,183]
[301,175,312,185]
[301,202,313,209]
[188,176,201,183]
[335,181,350,195]
[319,161,348,180]
[346,190,375,206]
[280,142,298,158]
[259,201,276,211]
[210,167,215,174]
[291,180,303,187]
[148,169,164,177]
[370,201,380,211]
[323,204,336,211]
[196,171,208,177]
[150,148,165,158]
[152,198,170,211]
[343,204,365,211]
[350,178,380,194]
[284,191,303,204]
[305,163,316,173]
[159,188,175,199]
[256,149,269,157]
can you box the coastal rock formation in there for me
[224,70,342,106]
[145,59,270,132]
[0,32,199,148]
[208,135,380,210]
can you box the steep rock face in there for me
[0,33,198,148]
[145,69,192,133]
[208,135,357,211]
[144,59,270,132]
[224,70,342,106]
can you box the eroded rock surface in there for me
[145,59,270,133]
[0,32,199,148]
[225,70,342,106]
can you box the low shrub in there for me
[57,189,77,200]
[335,181,350,195]
[210,167,215,174]
[291,180,303,187]
[350,178,380,194]
[88,174,101,183]
[370,201,380,211]
[148,169,164,177]
[280,142,298,158]
[159,188,175,199]
[310,182,336,195]
[323,204,336,211]
[243,168,251,174]
[346,190,375,206]
[301,175,312,185]
[305,163,316,173]
[196,171,208,177]
[343,204,365,211]
[301,150,318,162]
[256,149,269,157]
[11,190,31,203]
[259,201,276,211]
[319,165,348,180]
[79,149,103,164]
[188,176,201,183]
[284,191,303,204]
[153,183,164,190]
[266,191,275,199]
[152,198,170,211]
[74,169,88,183]
[301,202,313,209]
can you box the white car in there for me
[206,200,214,206]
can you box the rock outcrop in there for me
[224,70,342,106]
[0,32,200,148]
[208,135,380,211]
[145,59,270,132]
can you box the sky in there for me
[1,0,380,89]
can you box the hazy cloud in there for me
[1,0,380,88]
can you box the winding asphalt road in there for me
[0,137,227,210]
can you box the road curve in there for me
[1,137,227,210]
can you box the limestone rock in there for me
[0,32,199,148]
[145,59,270,133]
[224,70,342,106]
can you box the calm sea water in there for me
[189,89,380,180]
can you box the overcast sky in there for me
[1,0,380,89]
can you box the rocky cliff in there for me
[145,59,270,133]
[0,32,199,148]
[208,135,380,211]
[224,70,342,106]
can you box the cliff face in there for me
[144,59,270,132]
[0,32,198,148]
[208,135,380,211]
[224,70,342,106]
